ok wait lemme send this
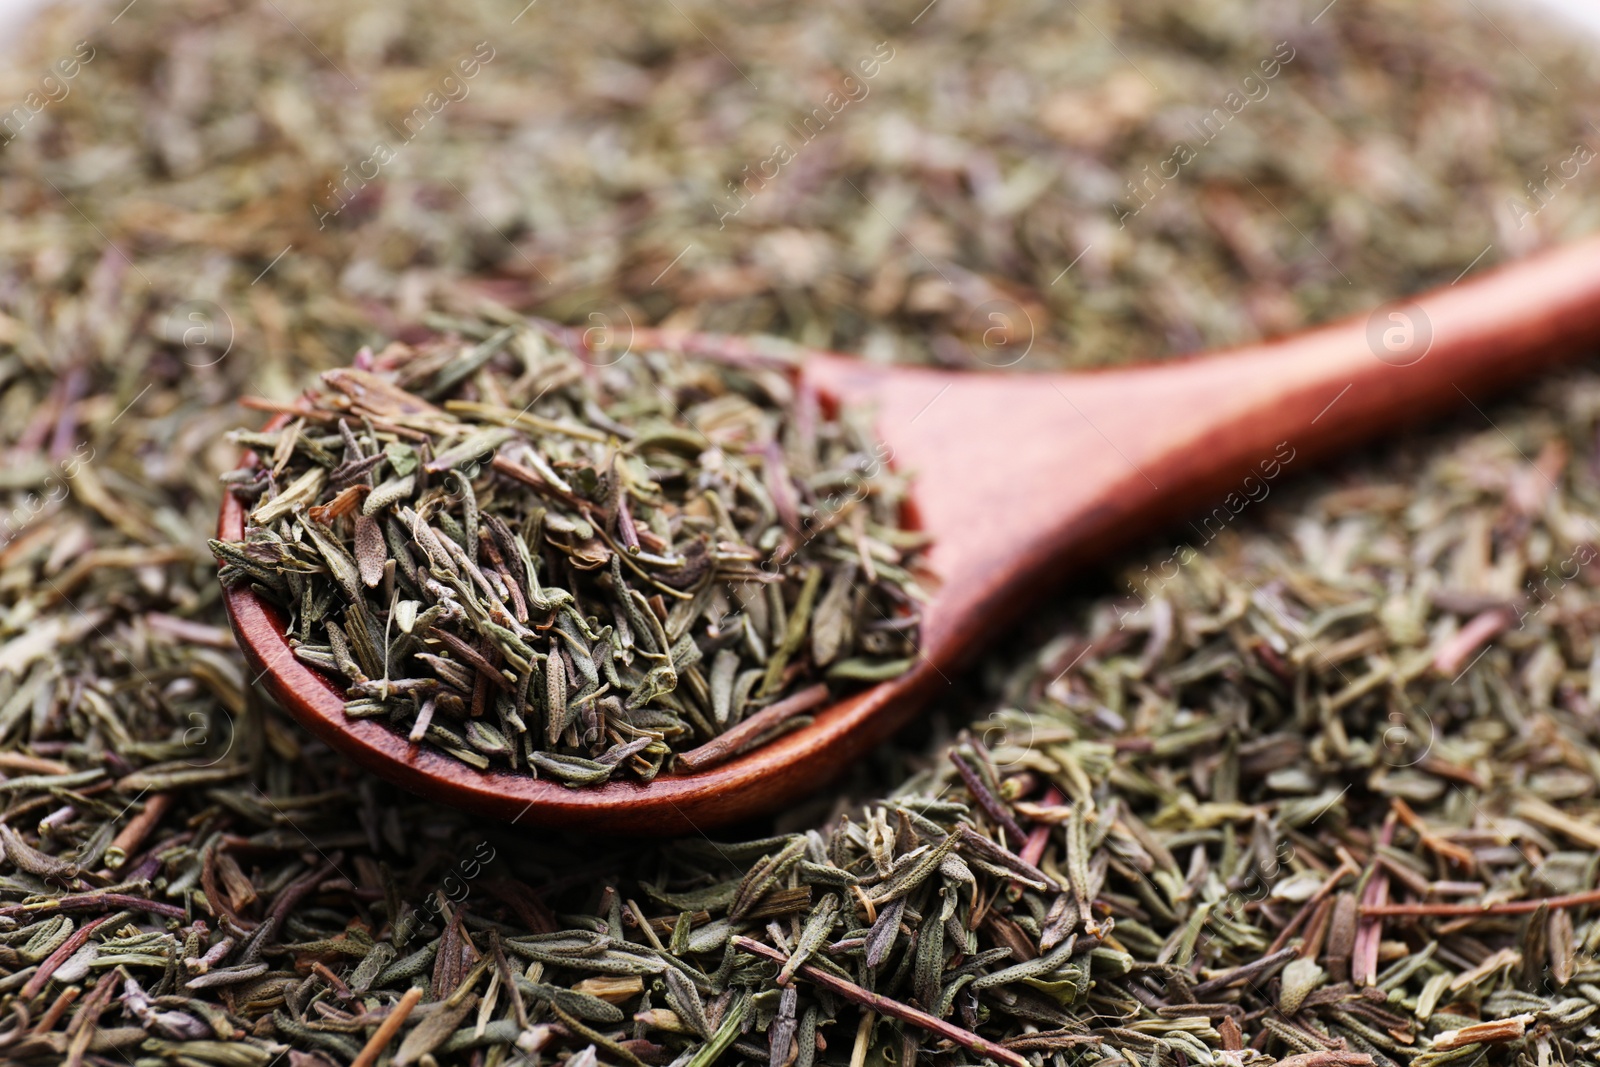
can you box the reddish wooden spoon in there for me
[220,235,1600,834]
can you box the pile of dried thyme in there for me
[1,0,1600,1062]
[211,325,922,782]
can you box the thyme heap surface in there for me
[212,325,923,783]
[7,0,1600,1063]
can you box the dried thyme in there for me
[1,0,1600,1062]
[211,325,924,782]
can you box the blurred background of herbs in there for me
[4,0,1600,380]
[4,0,1600,1063]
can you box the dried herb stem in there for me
[732,937,1030,1067]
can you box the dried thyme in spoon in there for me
[211,322,925,784]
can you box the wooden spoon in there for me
[219,235,1600,834]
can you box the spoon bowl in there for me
[220,235,1600,833]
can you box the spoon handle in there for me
[793,235,1600,665]
[1154,230,1600,468]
